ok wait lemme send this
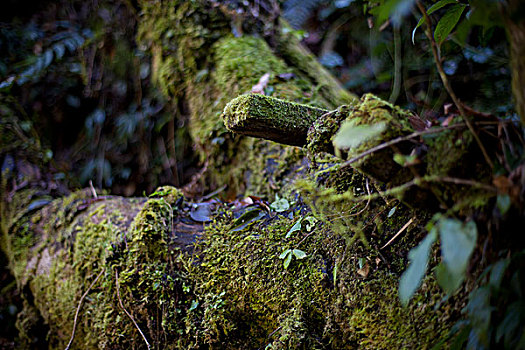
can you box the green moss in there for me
[424,121,493,213]
[149,185,184,206]
[426,124,474,178]
[2,186,192,348]
[307,105,352,156]
[180,203,458,349]
[214,36,288,95]
[0,2,485,348]
[222,93,328,146]
[3,182,462,349]
[137,1,355,197]
[335,94,414,185]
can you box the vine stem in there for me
[65,268,105,350]
[342,175,496,204]
[342,124,463,167]
[115,270,151,350]
[415,0,493,169]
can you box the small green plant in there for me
[279,215,317,269]
[270,195,290,212]
[451,251,525,349]
[279,248,307,269]
[285,216,317,238]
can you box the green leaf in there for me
[189,300,199,311]
[434,4,467,45]
[292,249,307,259]
[465,287,492,347]
[53,43,65,59]
[489,258,510,289]
[27,198,52,212]
[43,50,53,68]
[286,216,317,238]
[439,219,477,277]
[450,324,471,350]
[399,228,438,306]
[412,0,458,44]
[496,303,523,344]
[283,252,293,269]
[303,216,317,231]
[270,196,290,212]
[279,249,291,259]
[333,262,338,286]
[358,257,366,269]
[230,209,265,232]
[428,0,458,15]
[435,262,464,294]
[0,76,14,89]
[393,153,418,166]
[387,206,397,217]
[286,217,303,238]
[333,121,386,150]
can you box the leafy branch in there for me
[415,0,493,169]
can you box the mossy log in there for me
[223,93,329,147]
[223,93,417,187]
[137,0,357,198]
[0,0,496,349]
[0,174,463,349]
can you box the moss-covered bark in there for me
[223,93,329,147]
[136,0,356,197]
[0,0,498,349]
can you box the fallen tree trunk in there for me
[0,0,499,349]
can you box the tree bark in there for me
[502,0,525,124]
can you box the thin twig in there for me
[89,180,98,198]
[296,230,315,247]
[344,174,496,205]
[200,184,227,200]
[342,120,506,169]
[380,218,414,249]
[65,268,105,350]
[268,326,283,338]
[115,270,151,350]
[436,176,497,192]
[342,124,462,167]
[416,0,493,169]
[324,179,372,220]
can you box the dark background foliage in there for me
[0,0,514,197]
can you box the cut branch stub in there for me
[222,93,329,147]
